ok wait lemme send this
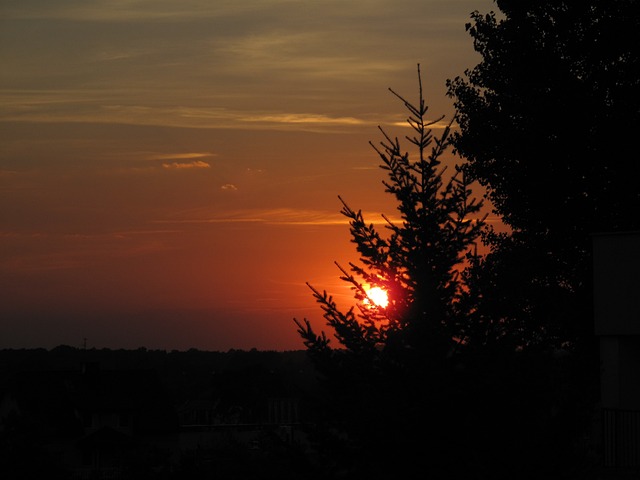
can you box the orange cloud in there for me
[162,160,210,170]
[149,152,216,161]
[153,207,399,227]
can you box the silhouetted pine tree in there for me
[296,65,485,364]
[294,66,485,479]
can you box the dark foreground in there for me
[0,345,632,479]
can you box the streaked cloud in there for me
[155,207,400,227]
[0,228,181,273]
[0,0,488,131]
[244,113,366,126]
[0,98,447,132]
[162,160,210,170]
[148,152,216,161]
[0,169,20,177]
[0,97,385,132]
[0,0,310,22]
[154,205,492,229]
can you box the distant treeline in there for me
[0,346,319,406]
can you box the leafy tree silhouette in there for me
[447,0,640,352]
[438,1,637,475]
[294,66,485,479]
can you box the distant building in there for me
[177,369,305,452]
[0,362,179,478]
[593,231,640,468]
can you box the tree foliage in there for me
[447,0,640,349]
[295,65,485,369]
[293,67,486,478]
[449,0,639,236]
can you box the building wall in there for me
[594,232,640,465]
[593,231,640,336]
[601,335,640,410]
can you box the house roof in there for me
[2,363,178,436]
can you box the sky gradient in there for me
[1,0,497,351]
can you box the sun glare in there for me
[364,286,389,308]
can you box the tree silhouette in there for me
[296,65,484,368]
[432,3,636,474]
[447,0,640,350]
[294,66,485,479]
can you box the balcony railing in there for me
[70,467,124,480]
[603,408,640,468]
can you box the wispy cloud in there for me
[0,99,387,132]
[0,169,20,177]
[0,0,485,26]
[0,228,181,273]
[148,152,216,161]
[244,113,366,126]
[0,0,485,132]
[162,160,210,170]
[155,207,400,227]
[0,97,450,133]
[152,206,492,228]
[0,0,306,22]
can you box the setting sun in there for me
[364,286,389,308]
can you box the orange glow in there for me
[363,286,389,308]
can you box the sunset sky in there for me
[1,0,497,351]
